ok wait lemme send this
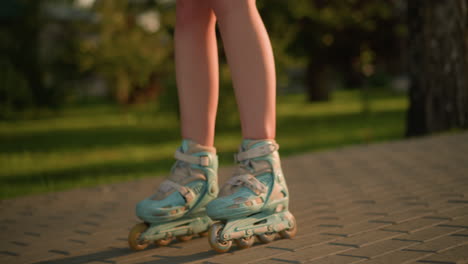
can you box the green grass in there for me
[0,89,408,199]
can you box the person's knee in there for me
[176,0,212,28]
[209,0,253,20]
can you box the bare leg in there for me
[210,0,276,140]
[176,0,218,146]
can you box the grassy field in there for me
[0,89,408,199]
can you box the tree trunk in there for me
[406,0,468,136]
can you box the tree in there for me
[0,0,42,117]
[406,0,468,136]
[259,0,406,102]
[78,0,174,104]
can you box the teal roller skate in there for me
[128,140,219,250]
[206,139,297,253]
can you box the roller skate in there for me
[128,140,219,250]
[206,139,297,253]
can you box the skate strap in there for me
[227,174,267,195]
[160,180,195,203]
[175,150,210,166]
[235,142,279,162]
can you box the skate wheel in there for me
[155,237,172,246]
[198,231,209,237]
[257,233,276,244]
[235,236,255,249]
[279,214,297,239]
[208,223,232,253]
[128,223,150,251]
[176,235,193,242]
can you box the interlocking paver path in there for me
[1,132,468,264]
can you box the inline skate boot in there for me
[128,140,219,250]
[206,139,297,253]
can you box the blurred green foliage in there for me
[0,0,82,118]
[0,59,32,117]
[0,0,406,118]
[77,0,174,103]
[259,0,406,100]
[0,0,41,118]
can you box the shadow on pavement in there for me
[138,250,219,264]
[31,246,219,264]
[32,247,132,264]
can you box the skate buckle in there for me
[181,188,194,203]
[174,150,211,166]
[200,155,210,166]
[276,172,283,182]
[276,204,284,213]
[235,142,279,162]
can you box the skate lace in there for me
[155,164,195,203]
[154,150,208,203]
[227,172,267,195]
[226,142,279,195]
[226,156,273,195]
[157,162,190,192]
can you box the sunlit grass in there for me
[0,89,408,199]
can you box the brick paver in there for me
[0,132,467,264]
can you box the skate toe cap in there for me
[136,199,154,221]
[136,196,186,222]
[206,196,262,220]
